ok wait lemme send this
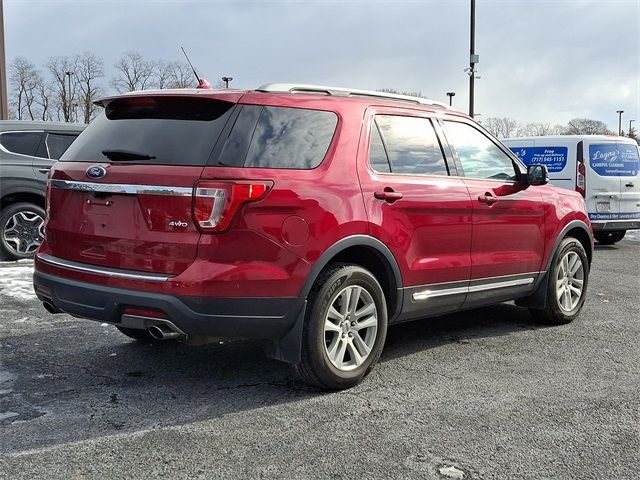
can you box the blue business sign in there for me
[509,146,568,173]
[589,144,639,177]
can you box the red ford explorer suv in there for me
[34,84,593,390]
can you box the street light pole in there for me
[0,0,9,120]
[469,0,476,117]
[616,110,624,136]
[446,92,455,106]
[221,76,233,89]
[629,119,635,136]
[65,71,74,122]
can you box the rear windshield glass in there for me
[61,97,234,165]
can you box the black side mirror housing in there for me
[526,164,549,186]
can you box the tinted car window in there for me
[375,115,448,176]
[0,132,43,156]
[368,122,391,173]
[244,106,337,169]
[217,105,262,167]
[46,133,79,160]
[443,121,517,181]
[61,97,235,166]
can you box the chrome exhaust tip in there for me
[148,324,181,340]
[43,300,61,314]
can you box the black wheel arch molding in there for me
[298,234,404,319]
[271,235,405,365]
[516,219,593,310]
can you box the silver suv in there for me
[0,121,84,260]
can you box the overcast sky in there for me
[5,0,640,130]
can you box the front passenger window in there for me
[443,121,517,181]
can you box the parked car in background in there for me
[0,121,85,260]
[503,135,640,245]
[34,84,593,389]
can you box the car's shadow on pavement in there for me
[1,302,545,453]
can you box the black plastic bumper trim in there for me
[34,270,305,339]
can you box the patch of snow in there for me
[0,412,20,422]
[439,465,465,479]
[625,230,640,242]
[0,266,36,300]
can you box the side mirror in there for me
[526,164,549,186]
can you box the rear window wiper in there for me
[102,149,157,161]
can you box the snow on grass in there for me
[625,230,640,242]
[0,262,35,300]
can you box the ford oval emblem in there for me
[86,166,107,179]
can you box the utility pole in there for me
[221,76,233,89]
[616,110,624,136]
[469,0,477,117]
[0,0,9,120]
[446,92,455,106]
[629,119,635,136]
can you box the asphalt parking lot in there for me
[0,236,638,480]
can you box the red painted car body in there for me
[34,85,593,363]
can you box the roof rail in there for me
[256,83,451,109]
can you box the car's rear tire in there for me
[295,264,388,390]
[594,230,625,245]
[530,237,589,325]
[0,203,46,260]
[116,326,164,342]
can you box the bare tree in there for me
[167,61,197,88]
[153,60,172,89]
[111,51,155,93]
[565,118,612,135]
[152,60,198,89]
[483,117,519,138]
[378,88,424,98]
[47,56,77,122]
[514,122,567,137]
[74,52,104,123]
[34,78,53,121]
[8,56,42,120]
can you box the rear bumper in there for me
[34,270,305,339]
[591,220,640,231]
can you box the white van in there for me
[502,135,640,245]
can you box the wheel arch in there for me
[518,219,593,310]
[546,220,593,270]
[299,235,404,321]
[1,190,46,211]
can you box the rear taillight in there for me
[193,180,273,232]
[576,161,586,197]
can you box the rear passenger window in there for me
[46,133,79,160]
[244,106,337,169]
[0,132,43,157]
[372,115,448,176]
[443,121,517,181]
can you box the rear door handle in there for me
[478,193,498,206]
[625,182,634,188]
[374,189,403,203]
[38,168,51,174]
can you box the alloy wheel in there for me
[3,211,45,256]
[323,285,378,371]
[555,251,584,312]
